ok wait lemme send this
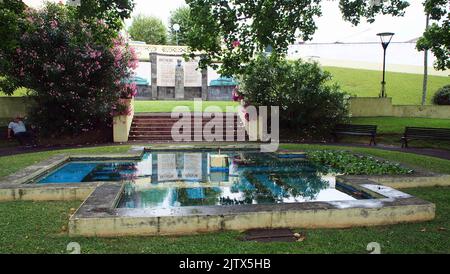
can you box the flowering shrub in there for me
[232,86,243,102]
[10,3,137,136]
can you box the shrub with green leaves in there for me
[307,150,413,175]
[433,85,450,105]
[239,55,349,136]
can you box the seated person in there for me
[7,116,37,146]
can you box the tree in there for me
[169,6,191,45]
[128,15,168,45]
[185,0,410,75]
[238,55,349,136]
[7,3,137,136]
[0,0,135,94]
[416,0,450,71]
[0,0,27,88]
[74,0,135,31]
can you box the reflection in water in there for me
[37,150,361,207]
[117,151,358,208]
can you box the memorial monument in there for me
[130,43,236,101]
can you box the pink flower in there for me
[232,87,243,102]
[232,40,241,48]
[50,20,58,29]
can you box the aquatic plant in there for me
[307,150,414,175]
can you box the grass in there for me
[134,100,240,113]
[3,67,448,106]
[0,145,131,178]
[0,144,449,253]
[0,186,448,254]
[0,87,29,97]
[324,66,449,105]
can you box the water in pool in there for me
[37,150,367,206]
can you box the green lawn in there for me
[0,144,449,253]
[0,186,448,254]
[134,100,240,113]
[0,145,131,178]
[324,66,449,105]
[0,87,29,97]
[3,67,449,106]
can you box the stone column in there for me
[150,52,158,100]
[201,67,208,101]
[175,59,185,99]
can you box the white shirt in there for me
[8,121,27,134]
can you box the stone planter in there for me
[113,98,134,143]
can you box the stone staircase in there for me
[128,113,247,142]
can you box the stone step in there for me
[129,131,243,135]
[132,118,241,122]
[131,125,245,130]
[132,121,242,126]
[129,136,243,141]
[134,113,239,117]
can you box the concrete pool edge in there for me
[0,146,440,236]
[68,181,435,237]
[0,146,449,202]
[0,149,145,201]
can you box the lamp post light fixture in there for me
[377,32,395,98]
[173,23,181,46]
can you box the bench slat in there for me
[333,124,377,145]
[402,126,450,148]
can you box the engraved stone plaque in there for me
[157,56,177,86]
[184,59,202,87]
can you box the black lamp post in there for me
[376,32,394,98]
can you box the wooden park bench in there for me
[332,124,377,146]
[401,127,450,148]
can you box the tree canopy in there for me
[0,0,135,94]
[169,6,191,46]
[75,0,135,31]
[416,0,450,71]
[128,15,168,45]
[185,0,411,75]
[0,0,27,74]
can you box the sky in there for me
[24,0,429,43]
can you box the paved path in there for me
[1,142,450,161]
